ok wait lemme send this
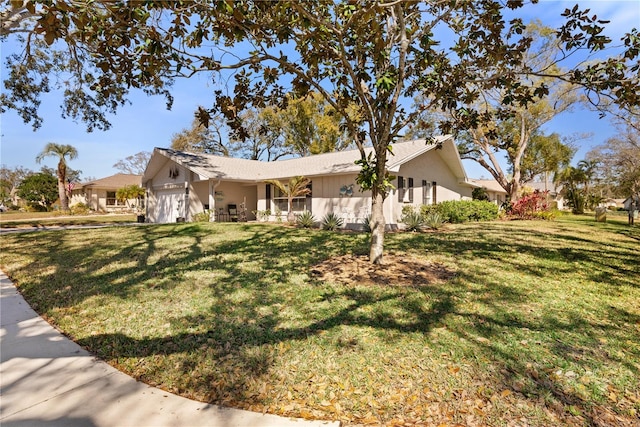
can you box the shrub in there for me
[70,203,90,215]
[472,187,490,201]
[424,211,444,230]
[420,204,440,218]
[401,209,424,232]
[437,200,498,223]
[361,215,372,232]
[508,190,551,220]
[192,210,211,222]
[252,209,271,221]
[321,212,344,231]
[296,211,316,228]
[26,203,49,212]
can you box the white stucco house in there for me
[142,136,476,228]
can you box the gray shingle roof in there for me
[151,136,453,183]
[81,173,142,188]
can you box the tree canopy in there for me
[2,1,638,262]
[113,151,151,175]
[17,171,58,209]
[587,115,640,201]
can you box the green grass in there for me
[0,211,136,228]
[1,218,638,426]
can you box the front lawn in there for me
[0,211,136,228]
[1,218,638,426]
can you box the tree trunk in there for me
[369,187,385,264]
[368,147,388,265]
[57,162,69,210]
[509,180,520,202]
[57,177,69,210]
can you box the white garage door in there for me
[156,189,185,223]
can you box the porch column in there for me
[184,170,190,221]
[209,180,216,222]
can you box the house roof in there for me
[467,179,507,194]
[81,173,142,189]
[144,135,467,184]
[526,180,561,194]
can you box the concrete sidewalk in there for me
[0,272,339,427]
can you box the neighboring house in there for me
[526,180,565,210]
[142,136,476,228]
[71,173,143,212]
[467,179,508,205]
[603,198,626,209]
[623,195,640,211]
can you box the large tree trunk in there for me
[369,188,385,264]
[368,147,389,264]
[57,177,69,210]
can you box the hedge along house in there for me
[142,136,475,227]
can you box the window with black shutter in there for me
[432,181,437,204]
[266,184,271,211]
[408,177,414,203]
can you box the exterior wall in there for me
[70,192,87,207]
[70,188,130,212]
[486,190,505,205]
[391,150,471,223]
[310,174,371,228]
[257,175,371,228]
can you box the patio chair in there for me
[228,204,238,222]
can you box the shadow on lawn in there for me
[2,220,639,425]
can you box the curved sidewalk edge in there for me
[0,272,340,427]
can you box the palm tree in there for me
[264,176,311,223]
[577,159,600,209]
[555,166,587,214]
[36,143,78,211]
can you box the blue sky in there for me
[1,0,638,181]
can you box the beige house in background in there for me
[71,173,142,212]
[142,136,477,228]
[468,179,508,205]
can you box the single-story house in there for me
[467,179,508,205]
[142,136,477,228]
[70,173,143,212]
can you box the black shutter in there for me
[397,176,404,202]
[422,180,428,205]
[408,178,414,203]
[432,181,437,204]
[266,184,271,211]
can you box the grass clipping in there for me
[310,253,455,287]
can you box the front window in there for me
[273,187,307,212]
[106,191,117,206]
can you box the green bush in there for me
[361,215,372,232]
[401,209,424,232]
[296,211,316,228]
[321,212,344,231]
[192,210,212,222]
[26,203,50,212]
[70,203,90,215]
[420,200,498,224]
[424,211,444,230]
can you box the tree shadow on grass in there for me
[2,221,638,424]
